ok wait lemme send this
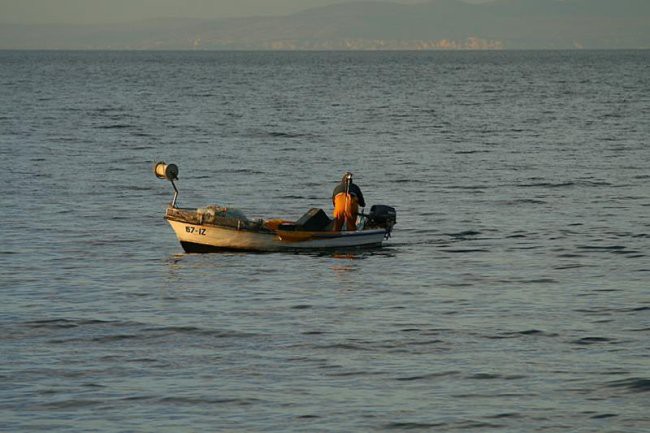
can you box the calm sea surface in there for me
[1,50,649,432]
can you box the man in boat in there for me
[332,172,366,231]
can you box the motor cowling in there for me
[365,205,397,230]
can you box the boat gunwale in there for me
[164,214,275,234]
[164,214,388,239]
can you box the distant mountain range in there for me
[2,0,649,49]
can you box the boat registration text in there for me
[185,226,206,235]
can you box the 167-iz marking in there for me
[185,226,206,235]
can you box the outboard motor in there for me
[365,205,397,238]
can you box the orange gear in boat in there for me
[333,193,359,231]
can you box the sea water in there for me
[0,50,648,432]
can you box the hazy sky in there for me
[0,0,492,24]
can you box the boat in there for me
[154,162,396,252]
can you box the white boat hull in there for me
[166,219,387,252]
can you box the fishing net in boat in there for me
[197,205,249,223]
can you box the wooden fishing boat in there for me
[154,162,396,252]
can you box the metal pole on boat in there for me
[170,179,179,208]
[344,172,352,230]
